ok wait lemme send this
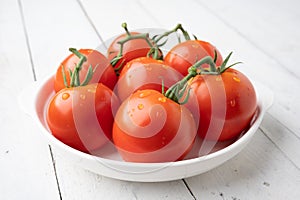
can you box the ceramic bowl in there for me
[19,73,273,182]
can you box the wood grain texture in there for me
[186,129,300,200]
[0,1,60,199]
[1,0,299,199]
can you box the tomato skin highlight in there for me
[112,90,197,163]
[54,49,117,93]
[47,83,120,153]
[164,40,223,76]
[186,68,257,141]
[116,57,183,101]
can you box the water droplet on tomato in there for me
[230,99,236,107]
[233,76,240,82]
[88,88,96,93]
[161,136,166,145]
[162,64,168,69]
[80,94,86,100]
[192,44,199,49]
[137,104,144,110]
[155,111,161,117]
[62,93,70,100]
[216,76,222,81]
[139,91,151,98]
[144,64,152,71]
[100,97,106,102]
[158,97,167,103]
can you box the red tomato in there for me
[186,68,257,141]
[47,83,120,153]
[164,40,223,76]
[54,49,117,93]
[116,57,183,101]
[107,32,162,73]
[112,89,197,163]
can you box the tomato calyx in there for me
[62,48,97,87]
[200,52,242,75]
[163,61,197,105]
[164,52,241,104]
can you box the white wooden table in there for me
[1,0,300,199]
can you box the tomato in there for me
[116,57,183,101]
[112,89,197,163]
[54,48,117,93]
[107,32,162,73]
[186,68,257,141]
[47,83,120,153]
[164,40,223,76]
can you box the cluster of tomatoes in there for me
[46,23,257,163]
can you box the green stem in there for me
[164,65,197,104]
[193,56,216,72]
[119,33,150,45]
[110,32,160,68]
[154,23,191,44]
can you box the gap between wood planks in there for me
[182,179,197,200]
[259,126,300,171]
[17,0,37,81]
[194,0,300,81]
[17,0,63,199]
[49,145,63,200]
[76,0,107,49]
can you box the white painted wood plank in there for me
[260,113,300,168]
[52,148,194,200]
[186,130,300,200]
[0,1,60,199]
[196,0,300,78]
[21,0,102,79]
[21,0,194,199]
[78,0,161,41]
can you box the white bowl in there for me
[19,74,273,182]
